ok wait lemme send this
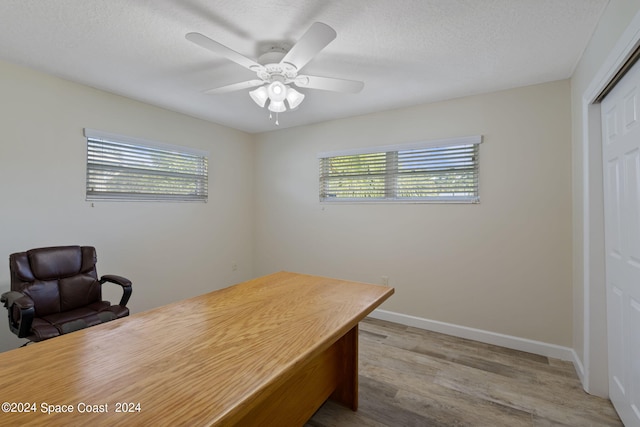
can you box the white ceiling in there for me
[0,0,608,134]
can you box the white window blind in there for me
[319,136,481,203]
[85,129,208,202]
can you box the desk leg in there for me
[330,324,358,411]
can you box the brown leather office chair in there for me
[1,245,132,343]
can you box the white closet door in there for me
[602,58,640,427]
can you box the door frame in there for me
[581,10,640,396]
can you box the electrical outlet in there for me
[381,276,389,286]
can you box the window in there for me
[319,136,481,203]
[85,129,208,202]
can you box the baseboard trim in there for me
[368,309,575,362]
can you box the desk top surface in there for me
[0,271,393,426]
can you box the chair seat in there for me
[28,301,129,342]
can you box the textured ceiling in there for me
[0,0,608,133]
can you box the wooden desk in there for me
[0,272,393,426]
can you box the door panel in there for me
[607,158,623,259]
[626,150,640,264]
[631,298,640,419]
[609,285,625,397]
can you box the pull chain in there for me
[267,111,280,126]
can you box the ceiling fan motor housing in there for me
[253,48,298,83]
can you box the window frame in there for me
[318,135,482,204]
[84,128,209,202]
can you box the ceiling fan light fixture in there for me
[286,87,305,109]
[267,81,287,103]
[249,86,268,108]
[268,100,287,113]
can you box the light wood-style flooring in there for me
[307,318,622,427]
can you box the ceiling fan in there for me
[185,22,364,125]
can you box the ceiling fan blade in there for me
[203,80,265,95]
[186,32,264,72]
[295,75,364,93]
[281,22,336,71]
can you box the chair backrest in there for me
[10,246,101,317]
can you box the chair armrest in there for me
[1,291,34,310]
[1,291,35,338]
[100,275,132,307]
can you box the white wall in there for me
[571,0,640,397]
[254,80,573,347]
[0,60,254,351]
